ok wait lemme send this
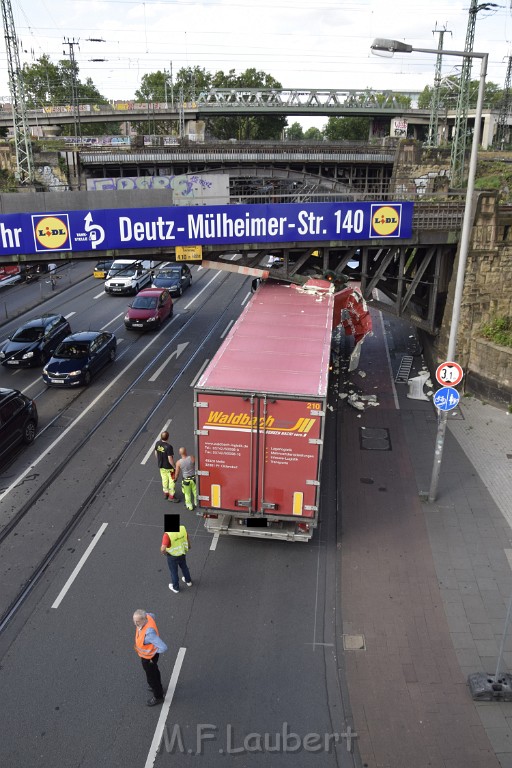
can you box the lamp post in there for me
[370,38,488,503]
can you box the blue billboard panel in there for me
[0,201,414,257]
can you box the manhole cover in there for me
[342,634,366,651]
[360,427,392,451]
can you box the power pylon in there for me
[426,25,451,148]
[450,1,497,187]
[495,56,512,149]
[63,38,81,143]
[0,0,34,183]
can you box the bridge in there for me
[0,186,469,335]
[0,89,425,130]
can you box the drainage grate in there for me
[395,355,413,384]
[360,427,392,451]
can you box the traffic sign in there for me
[436,361,463,387]
[433,386,460,412]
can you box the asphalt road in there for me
[0,267,356,767]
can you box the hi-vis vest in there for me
[134,613,159,659]
[165,526,189,556]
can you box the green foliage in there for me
[303,127,323,140]
[418,79,503,110]
[481,316,512,347]
[286,122,304,140]
[21,55,119,136]
[324,116,370,141]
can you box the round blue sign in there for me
[433,386,460,412]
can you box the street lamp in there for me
[371,38,488,503]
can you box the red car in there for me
[124,288,173,330]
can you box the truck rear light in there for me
[292,492,304,516]
[204,513,218,519]
[297,523,310,533]
[211,484,221,508]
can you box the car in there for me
[42,331,117,387]
[0,315,72,367]
[151,264,192,296]
[124,288,173,330]
[0,388,38,463]
[93,259,114,279]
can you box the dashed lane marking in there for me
[144,647,187,768]
[51,523,108,609]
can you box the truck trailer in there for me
[194,279,335,542]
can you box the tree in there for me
[304,126,323,140]
[21,55,118,136]
[324,116,370,141]
[285,122,304,140]
[418,78,503,110]
[207,68,286,140]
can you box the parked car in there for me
[124,288,173,330]
[152,264,192,296]
[0,388,38,463]
[42,331,117,387]
[0,315,72,367]
[93,259,114,279]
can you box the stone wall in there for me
[433,191,512,407]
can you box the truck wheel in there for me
[134,284,139,294]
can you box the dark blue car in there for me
[152,264,192,296]
[42,331,116,387]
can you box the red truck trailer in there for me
[194,279,335,542]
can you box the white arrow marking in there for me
[148,342,189,382]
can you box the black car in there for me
[0,388,38,462]
[152,264,192,296]
[0,315,72,367]
[42,331,117,387]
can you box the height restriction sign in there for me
[435,361,464,387]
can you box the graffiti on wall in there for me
[86,173,229,204]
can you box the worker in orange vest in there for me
[133,609,168,706]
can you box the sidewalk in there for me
[0,260,92,327]
[339,312,512,768]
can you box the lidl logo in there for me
[370,205,401,238]
[32,214,71,252]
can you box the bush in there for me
[480,316,512,347]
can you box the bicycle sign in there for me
[435,361,463,387]
[433,386,460,412]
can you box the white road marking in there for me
[148,342,189,382]
[101,312,124,329]
[220,319,234,339]
[51,523,108,609]
[183,270,221,310]
[144,647,187,768]
[64,311,76,319]
[93,290,106,299]
[379,311,400,410]
[21,376,43,393]
[241,291,251,306]
[141,420,171,465]
[190,358,209,387]
[210,533,220,551]
[0,323,173,504]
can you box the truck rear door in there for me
[196,393,324,520]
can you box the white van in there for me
[104,259,154,296]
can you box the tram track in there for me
[0,270,250,635]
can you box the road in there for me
[0,267,356,767]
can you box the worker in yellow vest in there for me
[133,609,168,706]
[161,523,192,593]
